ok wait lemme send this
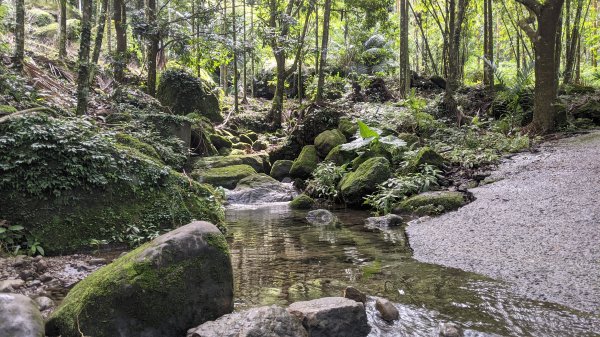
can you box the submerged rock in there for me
[364,214,404,228]
[439,322,464,337]
[46,221,233,337]
[339,157,391,206]
[187,305,307,337]
[288,297,370,337]
[226,174,297,204]
[375,297,399,322]
[0,293,44,337]
[306,209,339,226]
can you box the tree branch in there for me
[515,0,541,16]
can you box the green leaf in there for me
[8,225,24,231]
[358,121,379,139]
[0,228,6,234]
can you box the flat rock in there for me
[288,297,370,337]
[0,293,45,337]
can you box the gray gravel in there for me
[407,131,600,314]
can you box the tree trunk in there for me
[315,0,332,101]
[113,0,127,83]
[13,0,25,70]
[58,0,67,59]
[563,0,583,84]
[398,0,410,98]
[516,0,565,133]
[90,0,109,83]
[484,0,494,91]
[270,52,285,127]
[232,0,239,113]
[443,0,469,124]
[76,0,93,116]
[145,0,158,96]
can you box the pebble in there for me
[0,279,25,292]
[439,322,463,337]
[34,296,55,311]
[375,297,399,322]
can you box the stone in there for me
[187,305,307,337]
[290,194,315,210]
[210,134,233,150]
[88,258,107,265]
[324,145,357,166]
[288,297,370,337]
[290,145,319,179]
[395,191,465,215]
[191,154,270,173]
[438,322,464,337]
[0,279,25,292]
[270,160,294,181]
[0,293,45,337]
[411,147,445,169]
[252,140,268,151]
[375,297,399,322]
[306,209,339,226]
[34,296,55,311]
[314,130,347,158]
[343,286,366,304]
[39,273,53,282]
[193,164,257,189]
[338,118,358,139]
[46,221,233,337]
[339,157,391,206]
[156,68,223,123]
[364,214,404,228]
[226,174,297,204]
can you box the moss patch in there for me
[191,154,269,173]
[192,165,257,189]
[290,194,315,210]
[314,129,347,158]
[339,157,391,206]
[396,191,465,214]
[290,145,319,179]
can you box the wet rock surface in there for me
[408,131,600,314]
[288,297,370,337]
[0,293,45,337]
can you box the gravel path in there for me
[407,131,600,314]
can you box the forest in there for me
[0,0,599,336]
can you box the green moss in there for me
[338,118,358,139]
[314,129,347,158]
[411,147,445,169]
[192,164,257,189]
[115,132,162,161]
[290,194,315,210]
[191,154,269,173]
[0,105,17,115]
[239,134,253,144]
[396,191,464,214]
[34,19,80,41]
[270,160,293,180]
[339,157,391,206]
[252,140,268,151]
[210,134,233,150]
[204,232,230,255]
[28,8,54,26]
[235,173,277,189]
[325,145,357,166]
[290,145,319,179]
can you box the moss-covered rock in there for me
[33,19,80,41]
[290,194,315,210]
[226,174,296,204]
[395,191,464,214]
[28,8,54,27]
[193,165,257,189]
[115,132,162,161]
[339,157,391,206]
[397,133,419,146]
[411,147,445,169]
[338,118,358,139]
[0,115,224,253]
[46,221,233,337]
[244,132,259,142]
[325,145,358,166]
[252,140,268,151]
[239,134,253,144]
[191,154,270,173]
[157,69,223,123]
[290,145,319,179]
[270,160,294,181]
[314,129,347,158]
[210,134,233,150]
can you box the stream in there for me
[224,203,600,337]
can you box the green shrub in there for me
[306,162,347,202]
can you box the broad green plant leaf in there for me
[358,121,380,139]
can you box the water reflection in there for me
[225,204,600,336]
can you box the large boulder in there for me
[187,305,308,337]
[314,129,347,158]
[192,164,257,189]
[339,157,391,206]
[290,145,319,179]
[270,159,294,181]
[410,146,445,169]
[395,191,465,215]
[157,68,223,123]
[46,221,233,337]
[287,297,370,337]
[226,174,297,204]
[324,145,357,166]
[290,194,315,210]
[0,115,224,253]
[0,293,45,337]
[191,154,270,173]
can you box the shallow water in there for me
[225,204,600,337]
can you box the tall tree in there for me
[398,0,410,98]
[76,0,93,116]
[113,0,127,83]
[13,0,24,70]
[563,0,584,84]
[516,0,565,133]
[232,0,239,113]
[90,0,110,82]
[58,0,68,59]
[315,0,332,101]
[145,0,159,96]
[483,0,494,91]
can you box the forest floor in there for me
[407,130,600,315]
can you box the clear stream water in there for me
[224,204,600,337]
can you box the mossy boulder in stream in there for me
[46,221,233,337]
[0,115,224,253]
[290,145,319,179]
[339,157,391,206]
[191,153,270,173]
[290,194,315,210]
[395,191,464,215]
[157,68,223,123]
[314,129,347,158]
[193,164,257,189]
